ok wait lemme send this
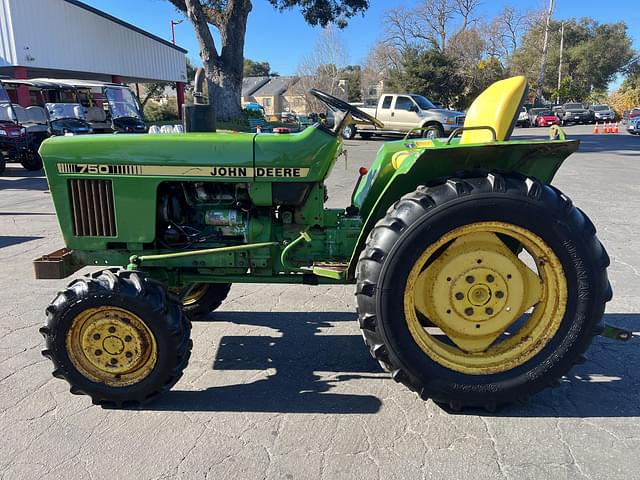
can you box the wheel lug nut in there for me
[464,307,474,316]
[486,274,495,283]
[466,276,475,284]
[108,326,116,333]
[124,335,132,342]
[110,358,117,365]
[496,291,504,298]
[485,307,494,315]
[93,333,100,340]
[125,351,133,358]
[455,292,464,300]
[94,349,102,356]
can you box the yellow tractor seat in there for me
[460,76,528,145]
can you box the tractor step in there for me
[33,248,84,279]
[312,262,348,280]
[600,324,633,342]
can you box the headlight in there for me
[0,129,7,136]
[445,117,456,124]
[595,113,601,118]
[20,127,26,135]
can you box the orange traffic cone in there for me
[614,122,619,134]
[607,122,613,134]
[593,123,599,134]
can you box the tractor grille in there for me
[68,179,116,237]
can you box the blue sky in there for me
[84,0,638,78]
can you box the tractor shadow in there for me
[144,312,639,417]
[147,311,384,414]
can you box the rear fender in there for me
[347,138,579,278]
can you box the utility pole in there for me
[170,19,183,45]
[556,21,564,104]
[535,0,555,104]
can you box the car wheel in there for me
[423,124,444,139]
[342,124,356,140]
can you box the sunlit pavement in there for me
[1,124,638,479]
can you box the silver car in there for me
[590,104,615,122]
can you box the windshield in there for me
[46,102,85,121]
[410,95,436,110]
[105,87,142,119]
[591,105,609,111]
[538,111,553,116]
[564,103,583,109]
[0,85,10,103]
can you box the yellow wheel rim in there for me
[66,306,157,387]
[182,283,208,306]
[403,221,567,375]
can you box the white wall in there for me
[0,0,186,82]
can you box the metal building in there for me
[0,0,187,114]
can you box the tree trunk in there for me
[181,0,251,122]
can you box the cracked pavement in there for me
[0,125,638,479]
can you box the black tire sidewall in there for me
[377,193,604,404]
[50,292,183,403]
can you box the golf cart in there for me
[9,79,93,136]
[0,80,44,173]
[57,79,147,134]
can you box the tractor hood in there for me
[39,126,341,184]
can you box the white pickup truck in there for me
[344,94,465,140]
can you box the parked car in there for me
[528,107,547,126]
[516,106,530,127]
[557,102,593,125]
[55,79,147,133]
[621,108,640,125]
[627,116,640,135]
[347,93,465,139]
[589,104,615,122]
[534,110,560,127]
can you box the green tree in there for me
[339,65,362,102]
[510,18,634,102]
[388,47,464,108]
[243,59,271,76]
[168,0,369,122]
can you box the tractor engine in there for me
[157,182,249,248]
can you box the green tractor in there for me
[36,77,613,411]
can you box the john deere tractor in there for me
[35,77,613,411]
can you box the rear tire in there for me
[40,269,192,407]
[359,132,373,140]
[356,174,611,410]
[0,153,5,175]
[181,283,231,319]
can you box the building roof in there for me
[63,0,187,53]
[253,76,299,97]
[242,76,270,97]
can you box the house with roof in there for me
[250,76,301,115]
[241,76,270,104]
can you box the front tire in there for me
[422,124,444,139]
[342,124,357,140]
[40,269,192,407]
[356,174,611,410]
[0,153,5,175]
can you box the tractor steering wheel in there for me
[309,89,384,133]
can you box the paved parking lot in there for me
[1,125,638,479]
